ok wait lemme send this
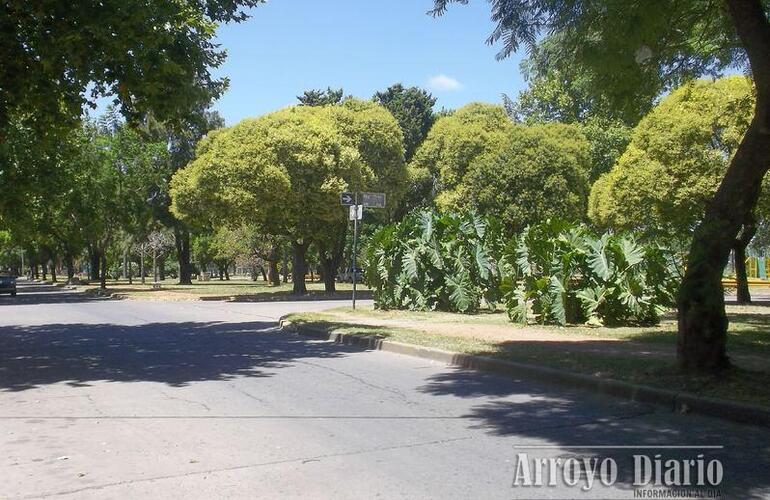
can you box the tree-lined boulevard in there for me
[0,282,769,499]
[5,0,770,497]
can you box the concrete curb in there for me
[280,319,770,428]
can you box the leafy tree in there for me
[589,77,762,303]
[171,103,406,294]
[373,84,436,161]
[0,0,261,141]
[407,103,512,211]
[143,108,226,285]
[431,0,770,372]
[459,123,590,233]
[297,87,345,106]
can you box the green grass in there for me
[284,306,770,408]
[79,277,371,301]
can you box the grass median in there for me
[284,303,770,408]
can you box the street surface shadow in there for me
[0,284,105,306]
[0,321,359,392]
[418,368,770,498]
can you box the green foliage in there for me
[432,1,742,122]
[458,123,591,233]
[171,102,406,243]
[364,210,502,313]
[502,220,680,326]
[406,103,511,210]
[589,77,757,242]
[1,0,261,140]
[297,88,345,106]
[373,83,436,161]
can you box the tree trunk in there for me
[140,243,146,284]
[282,248,289,283]
[267,245,281,286]
[291,241,309,294]
[50,257,57,283]
[159,254,166,281]
[123,245,129,279]
[41,262,47,281]
[100,252,107,290]
[321,258,336,293]
[88,246,101,281]
[175,228,193,285]
[224,265,230,280]
[677,0,770,372]
[65,254,75,284]
[260,266,268,282]
[734,217,757,304]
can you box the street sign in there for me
[340,192,355,206]
[349,204,363,221]
[362,192,386,208]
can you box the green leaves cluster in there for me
[364,210,502,313]
[503,220,680,326]
[589,76,756,242]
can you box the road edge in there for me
[280,319,770,428]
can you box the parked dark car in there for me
[337,267,363,283]
[0,273,16,296]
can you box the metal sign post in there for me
[342,192,385,310]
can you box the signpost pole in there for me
[352,194,359,310]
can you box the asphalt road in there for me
[1,282,769,499]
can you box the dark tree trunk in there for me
[88,246,101,281]
[224,266,230,280]
[260,266,268,282]
[317,224,347,293]
[267,245,281,286]
[159,255,166,281]
[100,252,107,290]
[282,248,289,283]
[175,228,193,285]
[291,241,309,294]
[50,257,57,283]
[321,259,336,293]
[678,0,770,372]
[734,217,757,304]
[65,254,75,284]
[41,262,47,281]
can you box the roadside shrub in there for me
[502,219,680,326]
[364,209,503,313]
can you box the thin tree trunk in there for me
[267,245,281,286]
[100,252,107,290]
[140,243,146,285]
[65,254,75,284]
[50,257,57,282]
[260,266,268,282]
[678,0,770,372]
[734,217,757,304]
[291,241,309,294]
[41,262,47,281]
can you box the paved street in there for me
[1,282,769,499]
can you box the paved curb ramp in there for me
[280,319,770,429]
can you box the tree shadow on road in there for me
[418,368,770,498]
[0,321,360,392]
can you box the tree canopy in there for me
[407,102,511,210]
[1,0,261,138]
[373,84,436,161]
[460,123,590,233]
[170,101,406,292]
[589,76,755,241]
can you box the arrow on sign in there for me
[340,192,355,206]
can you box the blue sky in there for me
[211,0,527,126]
